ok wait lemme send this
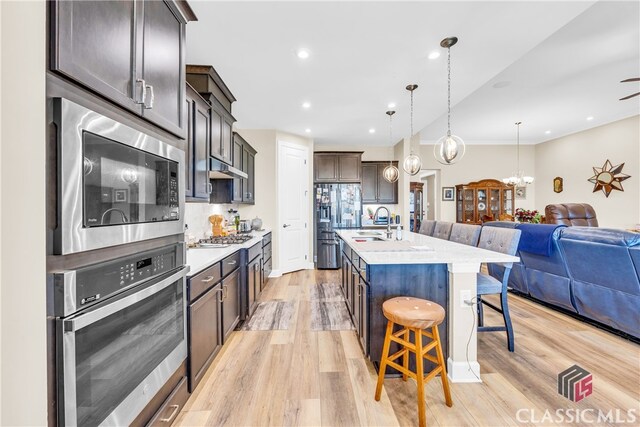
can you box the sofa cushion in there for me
[545,203,598,227]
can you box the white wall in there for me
[535,115,640,228]
[418,143,537,222]
[0,1,48,425]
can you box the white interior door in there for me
[277,141,310,274]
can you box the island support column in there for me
[446,262,482,383]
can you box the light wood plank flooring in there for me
[175,269,640,426]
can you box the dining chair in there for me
[449,223,481,246]
[432,221,453,240]
[418,220,436,236]
[476,226,521,352]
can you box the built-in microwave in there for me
[53,98,185,254]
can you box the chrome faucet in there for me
[100,208,129,225]
[374,206,393,239]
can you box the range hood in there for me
[208,158,248,180]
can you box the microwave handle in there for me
[144,84,155,109]
[63,266,189,332]
[135,79,147,105]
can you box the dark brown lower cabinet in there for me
[146,377,189,426]
[188,283,222,392]
[221,268,241,342]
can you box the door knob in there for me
[283,224,291,228]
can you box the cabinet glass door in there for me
[490,189,500,219]
[463,189,475,222]
[477,189,487,219]
[504,189,514,214]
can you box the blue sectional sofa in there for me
[485,222,640,339]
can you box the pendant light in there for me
[502,122,534,186]
[434,36,466,165]
[402,84,422,176]
[382,110,399,183]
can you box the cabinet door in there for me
[141,0,186,137]
[193,102,211,200]
[338,154,362,182]
[221,268,240,342]
[232,136,243,203]
[361,163,378,203]
[246,152,255,204]
[247,259,258,316]
[358,280,369,355]
[350,266,359,327]
[242,145,250,202]
[210,108,223,160]
[376,164,397,203]
[51,0,142,113]
[314,154,338,182]
[221,118,233,164]
[184,96,194,198]
[188,284,222,391]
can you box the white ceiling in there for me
[186,1,639,147]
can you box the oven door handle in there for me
[63,266,189,332]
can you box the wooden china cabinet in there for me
[455,179,515,224]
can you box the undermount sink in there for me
[357,231,382,236]
[352,236,386,242]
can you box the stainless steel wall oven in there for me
[53,243,188,426]
[53,98,185,255]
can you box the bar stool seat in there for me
[375,296,452,427]
[382,297,445,329]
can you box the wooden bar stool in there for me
[374,296,452,427]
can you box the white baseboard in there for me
[268,269,283,278]
[304,261,315,270]
[447,358,482,383]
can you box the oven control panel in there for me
[58,243,185,315]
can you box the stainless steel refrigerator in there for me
[314,183,362,269]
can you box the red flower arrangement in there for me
[515,208,542,224]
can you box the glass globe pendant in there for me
[402,84,422,175]
[434,37,466,165]
[383,110,399,182]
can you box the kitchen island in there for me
[336,229,519,383]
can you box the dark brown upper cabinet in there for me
[314,152,363,183]
[361,161,398,204]
[185,84,211,202]
[51,0,195,138]
[186,65,236,166]
[210,133,256,206]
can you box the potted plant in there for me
[515,208,543,224]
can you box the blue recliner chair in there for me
[558,228,640,338]
[518,225,575,312]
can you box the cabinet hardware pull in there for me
[227,260,237,265]
[144,84,155,109]
[160,405,180,423]
[208,183,213,194]
[201,275,216,283]
[135,79,147,105]
[223,284,229,299]
[216,287,224,303]
[283,224,291,228]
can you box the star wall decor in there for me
[588,160,630,197]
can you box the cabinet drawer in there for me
[247,242,262,262]
[262,232,272,247]
[146,377,189,427]
[221,251,241,277]
[189,262,222,302]
[263,241,272,261]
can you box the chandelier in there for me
[502,121,534,186]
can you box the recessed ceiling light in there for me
[296,49,310,59]
[545,130,551,134]
[586,116,594,121]
[369,128,376,134]
[428,51,440,60]
[302,102,311,109]
[305,128,311,133]
[387,103,396,109]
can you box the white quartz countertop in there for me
[337,229,519,265]
[186,229,271,277]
